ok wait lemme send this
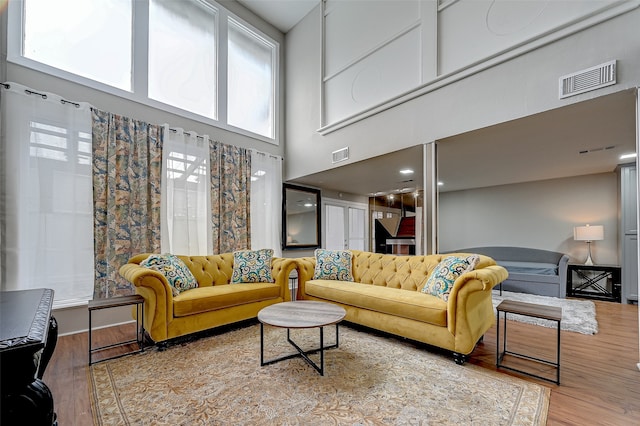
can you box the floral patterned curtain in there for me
[210,141,251,253]
[92,109,163,298]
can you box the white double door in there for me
[323,199,368,251]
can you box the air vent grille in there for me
[332,147,349,163]
[579,145,616,155]
[559,60,616,99]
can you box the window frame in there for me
[226,16,278,140]
[6,0,280,145]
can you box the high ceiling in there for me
[290,145,425,197]
[289,89,637,195]
[237,0,319,33]
[235,1,637,198]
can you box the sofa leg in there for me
[453,352,467,365]
[478,335,484,343]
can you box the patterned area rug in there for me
[492,290,598,335]
[89,324,549,425]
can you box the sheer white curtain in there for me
[250,151,282,257]
[1,82,94,307]
[161,125,212,255]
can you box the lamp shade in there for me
[573,224,604,241]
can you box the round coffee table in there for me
[257,300,346,375]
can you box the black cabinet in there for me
[567,264,621,302]
[1,289,58,425]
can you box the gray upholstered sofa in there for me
[451,247,569,298]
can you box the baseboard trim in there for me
[59,319,137,337]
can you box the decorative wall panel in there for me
[324,0,420,76]
[323,27,422,125]
[438,0,619,74]
[322,0,434,125]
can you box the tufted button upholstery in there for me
[178,254,234,287]
[119,252,297,343]
[293,250,507,359]
[350,250,494,292]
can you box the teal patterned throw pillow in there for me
[421,255,480,301]
[313,249,354,281]
[231,249,275,283]
[140,254,198,297]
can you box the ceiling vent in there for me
[332,147,349,164]
[559,60,616,99]
[579,145,616,155]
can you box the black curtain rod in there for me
[1,83,80,108]
[169,127,205,140]
[252,150,282,160]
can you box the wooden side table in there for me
[88,295,144,365]
[496,299,562,384]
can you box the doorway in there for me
[323,199,368,251]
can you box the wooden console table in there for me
[0,288,58,425]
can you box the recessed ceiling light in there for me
[437,181,444,186]
[620,153,637,160]
[399,169,414,175]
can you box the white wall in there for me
[322,0,436,125]
[439,173,619,265]
[285,4,640,182]
[55,304,134,337]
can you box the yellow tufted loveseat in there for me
[295,250,508,364]
[119,253,296,344]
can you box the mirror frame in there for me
[282,183,321,250]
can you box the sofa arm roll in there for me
[446,265,509,335]
[468,265,509,291]
[119,262,174,341]
[294,257,316,298]
[270,257,298,301]
[448,266,509,302]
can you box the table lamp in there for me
[573,224,604,265]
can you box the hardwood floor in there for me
[471,300,640,425]
[44,300,640,425]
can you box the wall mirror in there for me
[282,183,321,249]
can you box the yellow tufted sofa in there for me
[295,250,508,364]
[119,253,296,344]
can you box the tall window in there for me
[1,83,95,308]
[10,0,280,144]
[250,151,282,256]
[23,0,132,91]
[227,18,276,139]
[161,126,212,255]
[149,0,218,119]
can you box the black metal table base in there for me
[496,310,561,385]
[88,295,145,365]
[260,324,339,375]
